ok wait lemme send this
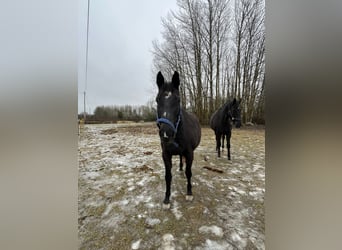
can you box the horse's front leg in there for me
[222,134,225,151]
[184,151,194,201]
[162,151,172,209]
[179,154,183,171]
[215,132,221,157]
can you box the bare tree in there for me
[232,0,265,123]
[151,0,265,124]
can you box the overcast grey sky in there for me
[78,0,177,114]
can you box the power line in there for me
[83,91,86,121]
[85,0,90,92]
[84,0,91,122]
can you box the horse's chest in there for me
[161,141,182,155]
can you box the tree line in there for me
[79,103,156,123]
[151,0,265,124]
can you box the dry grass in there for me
[79,123,265,249]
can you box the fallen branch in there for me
[203,166,224,173]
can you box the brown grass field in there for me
[78,122,265,249]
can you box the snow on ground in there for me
[79,122,265,249]
[199,225,224,237]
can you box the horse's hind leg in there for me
[162,151,172,208]
[215,132,221,157]
[226,131,231,160]
[184,151,194,201]
[222,134,225,151]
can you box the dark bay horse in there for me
[210,98,241,160]
[156,71,201,209]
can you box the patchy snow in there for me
[101,214,125,229]
[196,239,233,250]
[136,176,150,186]
[199,225,224,237]
[231,231,241,241]
[145,217,161,227]
[83,171,100,180]
[161,234,175,250]
[252,163,263,172]
[78,123,265,249]
[102,202,114,217]
[232,186,246,195]
[131,239,141,249]
[170,200,183,220]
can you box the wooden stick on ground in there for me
[203,166,224,173]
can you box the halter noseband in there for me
[156,108,182,138]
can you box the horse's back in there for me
[210,106,231,134]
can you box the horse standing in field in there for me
[210,98,241,160]
[155,71,201,209]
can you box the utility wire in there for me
[83,0,91,121]
[85,0,90,92]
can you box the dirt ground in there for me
[78,122,265,249]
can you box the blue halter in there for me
[156,108,182,137]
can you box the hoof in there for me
[186,195,193,201]
[162,203,171,209]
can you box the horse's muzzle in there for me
[161,138,180,151]
[159,124,175,142]
[232,118,241,128]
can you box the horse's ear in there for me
[172,71,180,89]
[156,71,164,89]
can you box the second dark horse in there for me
[210,99,241,160]
[156,71,201,209]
